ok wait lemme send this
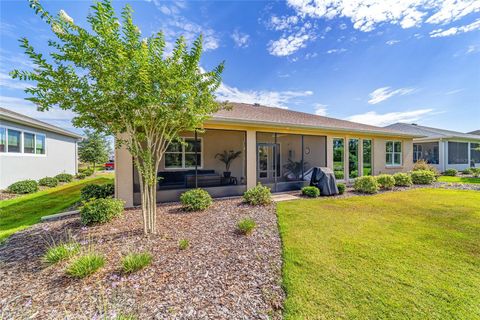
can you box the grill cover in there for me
[310,167,339,196]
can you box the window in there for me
[24,132,35,153]
[36,134,45,154]
[448,142,468,164]
[471,143,480,164]
[165,138,202,169]
[7,129,21,153]
[413,144,422,163]
[413,142,439,164]
[363,139,372,176]
[0,127,5,152]
[333,138,344,179]
[348,139,359,178]
[386,141,402,166]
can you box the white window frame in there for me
[164,137,203,170]
[0,126,47,157]
[386,141,402,167]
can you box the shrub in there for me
[180,188,213,211]
[376,174,395,190]
[472,168,480,177]
[79,168,94,176]
[334,171,344,180]
[302,186,320,198]
[353,176,379,194]
[237,218,256,235]
[55,173,73,183]
[80,183,114,201]
[121,252,152,274]
[337,183,346,195]
[38,177,59,188]
[80,198,124,225]
[413,160,439,176]
[411,170,436,185]
[443,169,457,176]
[462,168,473,175]
[393,173,412,187]
[7,180,38,194]
[66,252,105,278]
[75,173,86,180]
[43,242,80,264]
[178,239,189,250]
[243,183,272,205]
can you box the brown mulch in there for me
[0,192,19,201]
[0,199,284,319]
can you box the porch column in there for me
[326,135,334,169]
[115,133,134,208]
[246,129,257,189]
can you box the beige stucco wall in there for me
[373,138,414,175]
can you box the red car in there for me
[104,160,114,170]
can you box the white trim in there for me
[385,140,402,167]
[0,125,47,157]
[164,137,204,170]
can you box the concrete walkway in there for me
[271,193,301,202]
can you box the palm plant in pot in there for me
[215,150,242,178]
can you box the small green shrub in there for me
[178,239,189,250]
[411,170,436,185]
[353,176,379,194]
[180,188,213,211]
[121,252,152,274]
[413,160,439,176]
[66,252,105,278]
[462,168,473,175]
[80,198,124,225]
[75,173,86,180]
[393,173,412,187]
[337,183,346,195]
[334,171,344,180]
[472,168,480,177]
[79,168,94,176]
[243,183,272,205]
[443,169,457,176]
[302,186,320,198]
[38,177,59,188]
[7,180,38,194]
[80,183,114,201]
[55,173,73,183]
[237,218,256,235]
[376,174,395,190]
[43,242,80,264]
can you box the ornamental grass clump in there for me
[180,189,213,211]
[65,252,105,278]
[178,239,190,250]
[7,180,38,194]
[393,173,413,187]
[243,183,272,205]
[376,174,395,190]
[353,176,379,194]
[121,252,152,274]
[43,241,80,264]
[301,186,320,198]
[237,218,256,235]
[38,177,59,188]
[80,198,124,225]
[411,170,436,185]
[413,160,439,176]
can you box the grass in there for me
[66,251,105,278]
[121,252,153,274]
[43,241,81,264]
[237,217,256,235]
[277,189,480,319]
[437,176,480,184]
[0,174,114,242]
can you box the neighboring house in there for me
[468,130,480,135]
[386,123,480,172]
[0,107,82,189]
[115,103,419,206]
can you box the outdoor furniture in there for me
[310,167,339,196]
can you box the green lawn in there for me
[277,189,480,319]
[0,174,114,242]
[437,176,480,184]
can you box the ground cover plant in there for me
[121,252,153,274]
[7,180,38,194]
[180,189,213,211]
[0,174,114,242]
[277,189,480,319]
[43,241,80,264]
[243,183,272,205]
[66,251,105,278]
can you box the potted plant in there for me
[215,150,242,178]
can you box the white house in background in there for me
[0,107,82,189]
[386,123,480,172]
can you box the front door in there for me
[257,143,280,190]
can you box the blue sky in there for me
[1,0,479,134]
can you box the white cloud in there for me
[345,109,434,126]
[231,30,250,48]
[339,23,347,30]
[430,18,480,38]
[269,15,299,31]
[268,32,310,56]
[368,86,416,104]
[445,88,464,95]
[0,72,32,90]
[386,40,400,45]
[216,83,313,109]
[162,17,219,51]
[314,103,328,116]
[286,0,480,32]
[326,48,347,54]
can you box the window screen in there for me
[448,142,468,164]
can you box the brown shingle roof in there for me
[210,103,419,137]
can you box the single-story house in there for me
[469,130,480,135]
[0,107,82,189]
[115,103,419,206]
[386,123,480,172]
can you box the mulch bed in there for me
[0,199,284,319]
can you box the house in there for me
[115,103,420,206]
[386,123,480,172]
[0,107,82,189]
[469,130,480,135]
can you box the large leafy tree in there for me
[78,129,111,171]
[11,0,224,234]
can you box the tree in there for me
[78,129,111,172]
[11,0,224,235]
